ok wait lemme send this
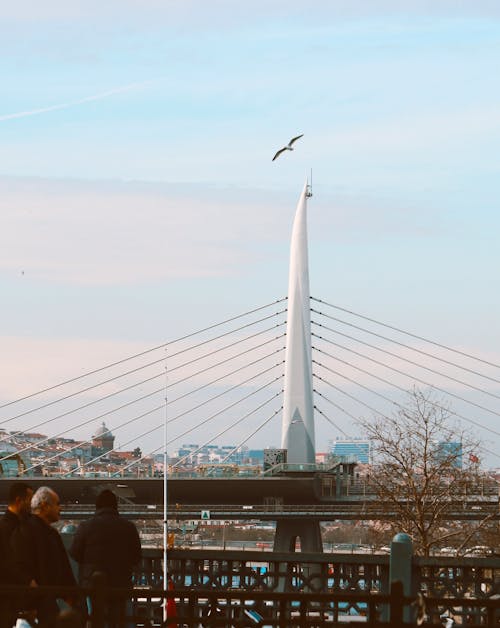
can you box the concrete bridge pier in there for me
[274,518,324,592]
[273,519,323,553]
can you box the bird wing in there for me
[272,147,287,161]
[288,134,304,147]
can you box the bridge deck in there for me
[1,477,497,521]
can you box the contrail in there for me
[0,80,156,122]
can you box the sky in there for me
[1,1,500,467]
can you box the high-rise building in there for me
[330,439,371,464]
[436,441,463,468]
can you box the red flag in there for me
[166,577,177,627]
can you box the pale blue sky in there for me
[1,1,500,465]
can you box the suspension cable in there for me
[0,388,165,465]
[0,372,164,444]
[170,393,283,469]
[313,405,348,436]
[311,297,500,372]
[312,326,500,402]
[107,392,283,476]
[313,372,395,423]
[21,403,162,475]
[61,380,283,476]
[2,349,284,463]
[311,316,500,387]
[313,373,500,463]
[17,362,283,471]
[170,356,285,406]
[0,334,285,442]
[216,409,282,466]
[312,358,500,439]
[313,393,355,434]
[313,343,500,421]
[162,338,285,390]
[2,318,286,426]
[0,298,287,410]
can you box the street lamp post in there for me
[163,352,169,623]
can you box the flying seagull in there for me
[272,134,304,161]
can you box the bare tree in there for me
[361,388,492,556]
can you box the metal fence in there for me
[2,547,498,626]
[134,547,500,625]
[1,579,499,626]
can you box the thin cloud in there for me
[0,80,157,123]
[0,176,275,285]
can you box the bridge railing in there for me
[3,547,497,625]
[135,547,500,624]
[1,578,499,626]
[57,500,499,520]
[333,478,500,498]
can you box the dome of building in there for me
[93,421,113,439]
[91,421,115,454]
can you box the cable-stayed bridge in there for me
[1,294,500,478]
[1,475,497,522]
[1,182,500,551]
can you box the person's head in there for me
[7,482,33,517]
[95,489,118,510]
[31,486,60,524]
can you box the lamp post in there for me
[163,352,169,623]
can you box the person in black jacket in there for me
[11,486,76,628]
[69,489,141,627]
[0,482,33,627]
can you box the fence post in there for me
[389,532,413,624]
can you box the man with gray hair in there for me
[12,486,76,627]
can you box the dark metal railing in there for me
[53,500,500,521]
[4,548,498,625]
[1,579,499,626]
[131,548,500,625]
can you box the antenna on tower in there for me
[306,168,313,198]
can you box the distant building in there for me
[172,443,248,466]
[0,453,28,476]
[263,448,287,471]
[245,449,264,464]
[436,441,463,469]
[21,433,47,443]
[91,421,115,453]
[330,439,371,464]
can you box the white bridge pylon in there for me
[281,181,315,464]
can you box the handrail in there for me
[55,500,499,513]
[1,577,498,626]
